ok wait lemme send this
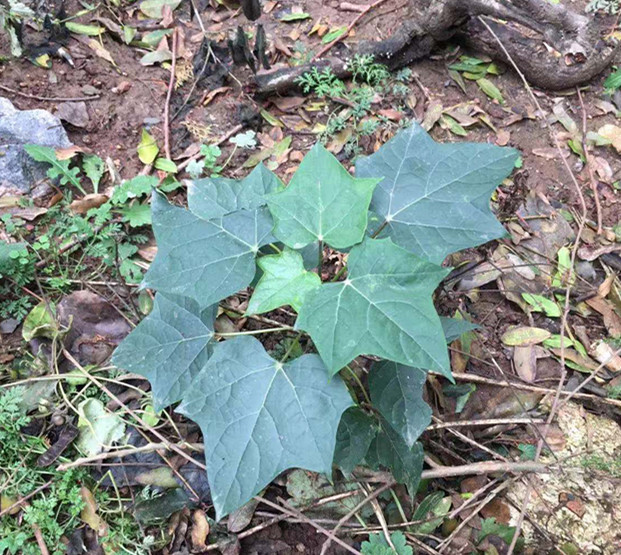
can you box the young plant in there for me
[112,123,518,519]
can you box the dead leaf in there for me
[513,345,537,382]
[70,194,109,215]
[532,147,569,159]
[591,156,613,183]
[56,102,90,128]
[590,340,621,372]
[80,487,108,537]
[481,497,511,524]
[191,509,210,550]
[378,109,404,122]
[55,145,89,160]
[422,101,443,131]
[578,243,621,261]
[495,129,510,146]
[549,348,599,372]
[272,96,306,112]
[597,124,621,152]
[202,86,230,106]
[160,4,174,27]
[84,38,116,66]
[586,296,621,336]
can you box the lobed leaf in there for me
[296,238,450,377]
[267,144,379,249]
[143,192,274,308]
[355,124,519,263]
[333,407,377,475]
[176,336,353,519]
[368,361,431,449]
[246,248,321,314]
[188,164,283,220]
[111,293,217,410]
[365,419,424,497]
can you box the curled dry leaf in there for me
[80,486,109,537]
[70,193,109,215]
[597,124,621,152]
[590,340,621,372]
[191,509,210,550]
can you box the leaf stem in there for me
[345,365,372,405]
[280,331,303,363]
[269,243,282,254]
[370,220,388,239]
[216,326,294,337]
[331,265,347,282]
[317,240,323,276]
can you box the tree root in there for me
[255,0,618,95]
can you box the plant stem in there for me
[216,326,294,337]
[280,332,303,363]
[317,240,323,276]
[331,265,347,282]
[269,243,282,254]
[370,220,388,239]
[346,365,371,405]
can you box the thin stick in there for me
[320,482,394,554]
[312,0,391,60]
[57,442,204,471]
[427,417,545,431]
[422,460,546,480]
[452,372,621,408]
[164,27,178,161]
[62,349,207,472]
[257,496,362,555]
[31,521,50,555]
[0,480,53,518]
[577,87,603,234]
[0,84,101,102]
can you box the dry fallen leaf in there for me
[597,124,621,152]
[191,509,210,550]
[70,194,109,215]
[513,345,537,382]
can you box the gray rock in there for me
[0,97,72,196]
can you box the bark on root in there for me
[255,0,618,95]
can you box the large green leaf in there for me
[267,144,379,249]
[111,294,216,411]
[355,124,519,263]
[143,192,274,308]
[177,336,353,519]
[188,164,283,220]
[365,419,424,497]
[333,407,377,475]
[247,248,321,314]
[296,238,451,377]
[368,361,431,449]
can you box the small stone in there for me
[81,84,99,96]
[0,97,72,196]
[0,318,19,334]
[143,117,161,126]
[48,72,59,85]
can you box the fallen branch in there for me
[255,0,617,95]
[0,84,101,102]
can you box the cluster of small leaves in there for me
[113,124,518,519]
[295,55,412,156]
